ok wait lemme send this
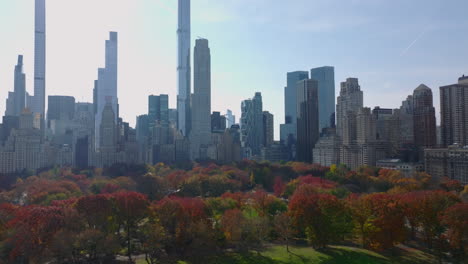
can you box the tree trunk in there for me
[127,222,133,263]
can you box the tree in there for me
[441,203,468,262]
[7,206,66,262]
[348,194,376,248]
[289,184,353,248]
[363,194,406,251]
[401,191,460,249]
[274,212,295,253]
[75,194,114,232]
[112,192,149,262]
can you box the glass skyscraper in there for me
[310,66,335,132]
[95,32,118,150]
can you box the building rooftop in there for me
[414,84,431,92]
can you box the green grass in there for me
[205,245,436,264]
[136,245,437,264]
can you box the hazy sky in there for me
[1,0,467,139]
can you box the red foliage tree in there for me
[441,203,468,260]
[289,184,352,248]
[75,194,113,230]
[400,191,460,249]
[7,206,66,262]
[112,192,149,262]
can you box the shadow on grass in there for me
[207,253,281,264]
[315,247,389,264]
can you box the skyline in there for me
[1,0,468,140]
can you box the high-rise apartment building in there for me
[95,32,118,150]
[296,79,319,163]
[241,93,264,157]
[336,78,363,139]
[191,38,211,159]
[310,66,335,132]
[440,75,468,147]
[413,84,437,149]
[263,111,274,148]
[177,0,191,136]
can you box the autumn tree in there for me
[401,191,460,249]
[289,184,352,248]
[352,193,406,250]
[441,203,468,262]
[112,192,149,262]
[274,212,295,253]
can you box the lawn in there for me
[136,244,438,264]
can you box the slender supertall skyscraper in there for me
[191,38,211,159]
[33,0,46,117]
[177,0,191,136]
[95,32,119,150]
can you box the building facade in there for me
[32,0,46,117]
[296,79,319,163]
[241,93,264,157]
[310,66,335,132]
[263,111,274,148]
[177,0,191,136]
[425,145,468,184]
[95,32,118,150]
[336,78,363,139]
[191,38,211,160]
[413,84,437,149]
[440,76,468,147]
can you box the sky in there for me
[1,0,467,140]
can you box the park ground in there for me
[136,244,439,264]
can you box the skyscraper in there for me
[99,103,117,152]
[211,112,226,133]
[226,109,236,128]
[191,38,211,159]
[149,94,169,125]
[310,66,335,132]
[263,111,274,148]
[440,75,468,147]
[47,96,75,123]
[296,79,320,163]
[281,71,309,142]
[413,84,437,149]
[177,0,191,136]
[95,32,118,150]
[33,0,46,117]
[5,55,27,117]
[241,93,264,157]
[336,78,363,139]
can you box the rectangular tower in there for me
[33,0,46,117]
[440,76,468,147]
[177,0,191,136]
[191,38,211,159]
[310,66,335,132]
[296,79,320,163]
